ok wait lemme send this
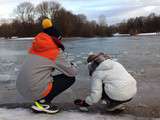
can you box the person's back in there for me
[74,53,137,112]
[96,59,137,101]
[16,54,56,100]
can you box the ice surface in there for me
[0,50,27,56]
[0,37,160,118]
[0,108,158,120]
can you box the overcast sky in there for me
[0,0,160,24]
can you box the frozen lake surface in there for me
[0,36,160,118]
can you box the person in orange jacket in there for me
[16,19,77,114]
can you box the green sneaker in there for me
[31,101,60,114]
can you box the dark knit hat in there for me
[87,52,111,63]
[87,54,97,63]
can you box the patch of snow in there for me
[138,33,159,36]
[113,33,130,37]
[11,37,18,39]
[0,108,157,120]
[12,37,34,41]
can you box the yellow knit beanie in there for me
[42,19,53,29]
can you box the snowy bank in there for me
[113,32,160,37]
[137,33,160,36]
[113,33,130,37]
[0,108,159,120]
[11,37,34,41]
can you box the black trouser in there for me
[39,74,75,103]
[102,84,132,106]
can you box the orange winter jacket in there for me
[29,32,60,62]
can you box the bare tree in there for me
[77,14,87,23]
[36,1,61,20]
[14,2,35,23]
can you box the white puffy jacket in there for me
[85,59,137,105]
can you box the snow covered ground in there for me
[0,108,159,120]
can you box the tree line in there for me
[114,13,160,35]
[0,1,160,38]
[0,1,112,38]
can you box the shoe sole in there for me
[31,108,60,114]
[31,106,60,114]
[79,107,89,112]
[106,104,126,112]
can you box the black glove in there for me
[70,62,77,67]
[74,99,89,107]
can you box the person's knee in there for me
[70,77,76,84]
[58,74,76,85]
[68,77,76,84]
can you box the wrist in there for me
[83,100,90,107]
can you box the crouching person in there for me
[16,19,77,114]
[74,52,137,112]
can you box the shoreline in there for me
[114,32,160,37]
[0,32,160,40]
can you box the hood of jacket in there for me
[29,32,60,62]
[95,59,114,71]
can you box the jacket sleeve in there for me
[85,71,104,105]
[54,52,78,77]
